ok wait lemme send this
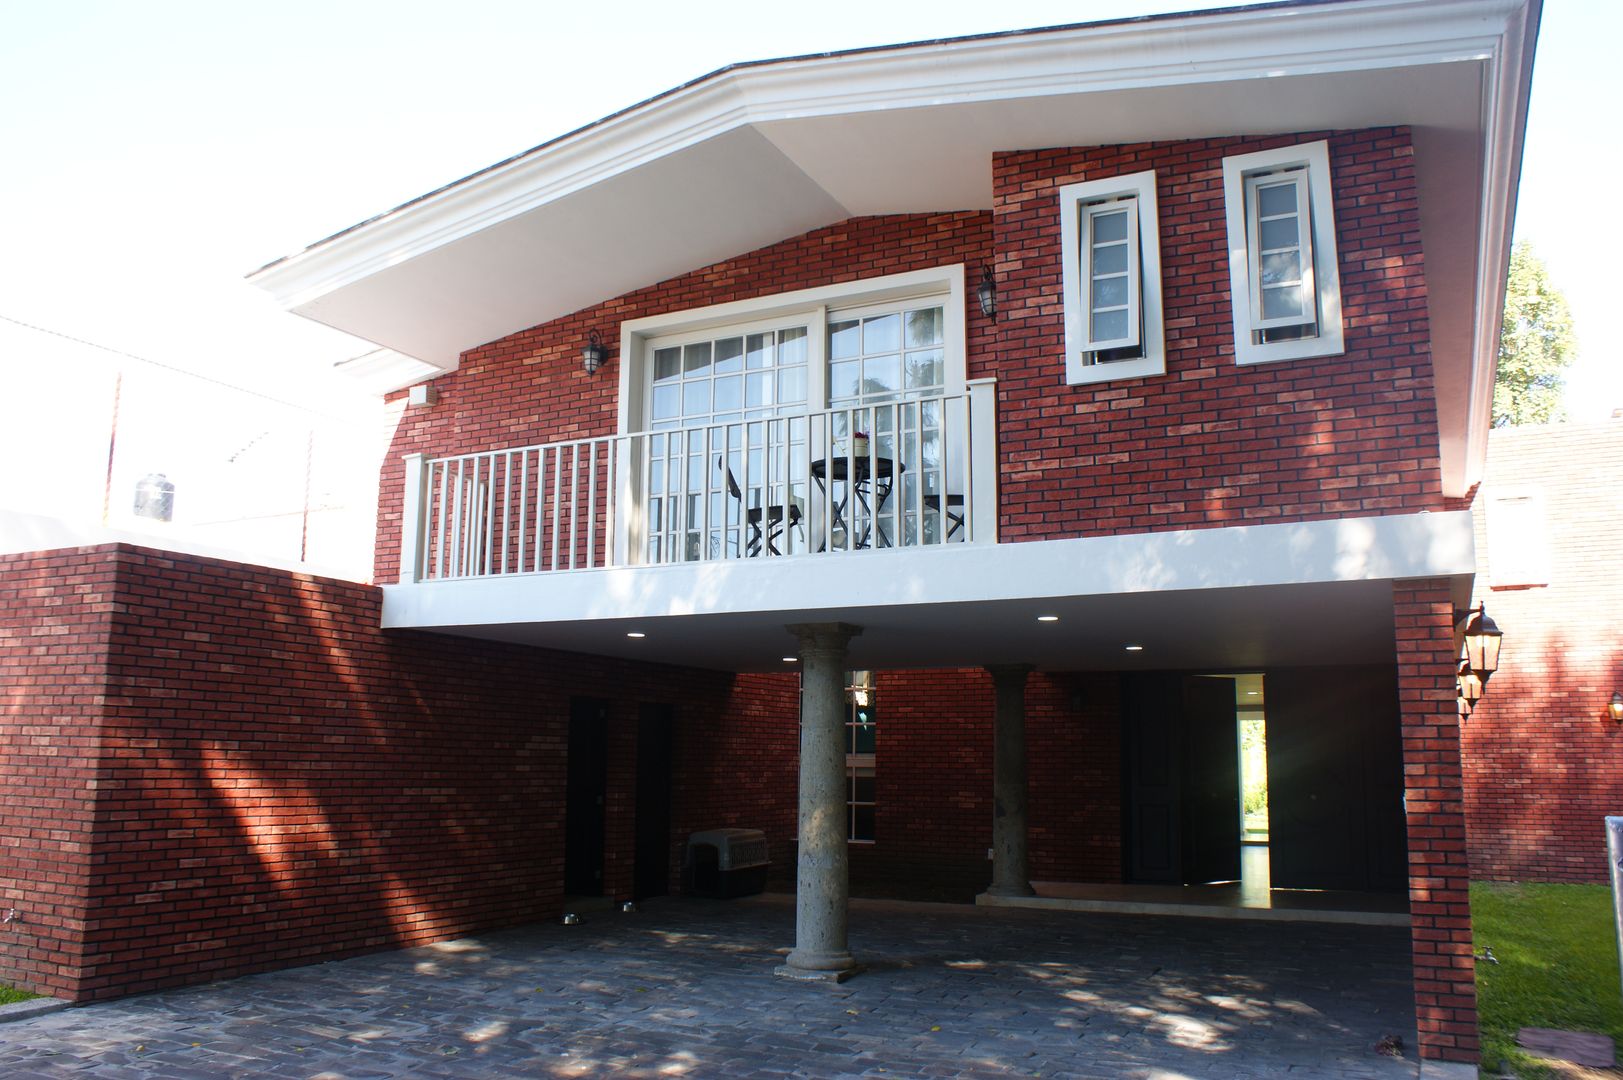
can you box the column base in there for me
[774,962,866,983]
[984,881,1036,898]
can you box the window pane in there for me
[1262,285,1304,320]
[1092,208,1129,243]
[651,384,679,420]
[746,333,773,369]
[829,320,860,360]
[683,342,712,376]
[1258,182,1297,217]
[654,347,681,382]
[1091,243,1128,276]
[853,775,876,803]
[863,353,902,394]
[745,371,771,408]
[682,381,709,416]
[1261,252,1301,287]
[1259,216,1299,251]
[829,360,860,400]
[905,349,943,389]
[714,374,742,411]
[852,806,875,842]
[852,722,876,755]
[1093,277,1129,309]
[1092,309,1129,341]
[777,366,806,405]
[778,327,807,365]
[714,337,744,374]
[863,313,901,353]
[905,307,943,347]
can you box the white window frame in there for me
[1221,140,1344,366]
[614,266,967,565]
[1059,169,1164,386]
[617,265,966,432]
[1485,489,1550,587]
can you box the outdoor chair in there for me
[720,457,804,556]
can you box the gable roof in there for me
[247,0,1541,495]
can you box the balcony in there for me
[398,382,1000,584]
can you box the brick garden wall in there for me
[1462,419,1623,882]
[0,548,119,999]
[0,544,800,1002]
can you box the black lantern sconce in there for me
[1458,604,1503,684]
[977,267,997,320]
[582,330,607,376]
[1610,691,1623,724]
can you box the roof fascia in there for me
[247,0,1520,311]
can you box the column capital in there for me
[985,664,1035,686]
[786,622,863,660]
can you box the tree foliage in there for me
[1494,240,1576,427]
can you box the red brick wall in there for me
[849,668,1121,901]
[1394,578,1478,1064]
[1463,420,1623,882]
[991,128,1441,540]
[0,544,800,1001]
[0,548,118,999]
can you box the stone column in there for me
[986,664,1036,897]
[777,622,863,982]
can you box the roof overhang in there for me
[248,0,1541,496]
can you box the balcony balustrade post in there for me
[399,453,427,584]
[967,378,999,544]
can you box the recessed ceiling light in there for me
[1246,690,1259,696]
[1037,615,1059,623]
[1124,644,1144,652]
[782,656,798,663]
[626,631,646,639]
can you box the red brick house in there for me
[1463,419,1623,883]
[0,1,1541,1072]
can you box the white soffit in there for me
[248,0,1539,493]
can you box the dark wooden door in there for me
[565,698,609,897]
[1181,675,1241,885]
[633,705,674,900]
[1267,666,1406,892]
[1123,674,1182,884]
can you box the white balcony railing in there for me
[398,379,997,583]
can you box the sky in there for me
[0,0,1613,576]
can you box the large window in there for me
[845,671,876,843]
[617,266,969,562]
[1221,141,1344,365]
[1059,170,1165,385]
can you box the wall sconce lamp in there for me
[1457,603,1503,683]
[582,330,607,375]
[1610,692,1623,724]
[977,268,997,320]
[1457,658,1483,707]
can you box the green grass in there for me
[0,984,39,1005]
[1472,882,1623,1077]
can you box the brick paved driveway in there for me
[0,894,1421,1078]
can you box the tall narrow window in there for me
[1222,140,1344,365]
[1059,170,1164,385]
[845,671,876,843]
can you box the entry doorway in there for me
[1122,673,1241,886]
[564,698,609,898]
[633,704,674,900]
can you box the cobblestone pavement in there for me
[0,894,1422,1079]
